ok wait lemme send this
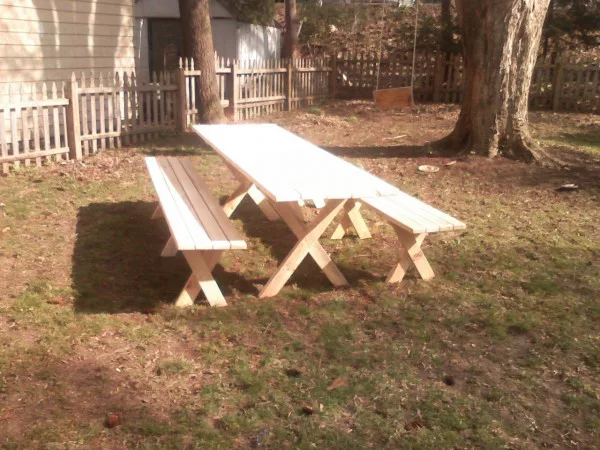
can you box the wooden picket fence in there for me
[1,52,598,173]
[181,57,332,124]
[0,83,70,173]
[335,51,600,112]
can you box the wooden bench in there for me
[145,156,247,307]
[332,193,466,283]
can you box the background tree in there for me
[437,0,552,163]
[283,0,300,58]
[542,0,600,56]
[178,0,225,123]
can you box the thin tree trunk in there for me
[283,0,300,58]
[178,0,225,124]
[437,0,551,163]
[440,0,453,51]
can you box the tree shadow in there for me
[325,144,447,160]
[2,355,153,445]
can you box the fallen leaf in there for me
[46,298,66,306]
[326,376,347,391]
[285,368,302,378]
[404,419,427,431]
[105,413,120,428]
[443,375,456,386]
[301,406,314,415]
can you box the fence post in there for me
[432,53,445,103]
[552,56,565,111]
[285,59,293,111]
[226,60,238,121]
[329,53,338,98]
[65,73,82,160]
[176,66,187,131]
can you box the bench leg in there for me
[161,236,178,257]
[331,200,372,240]
[386,226,434,283]
[259,200,349,298]
[176,250,226,307]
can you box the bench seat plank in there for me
[178,158,247,250]
[145,157,198,250]
[165,157,232,250]
[362,195,466,234]
[156,157,215,250]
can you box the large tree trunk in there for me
[282,0,300,58]
[438,0,551,163]
[178,0,225,124]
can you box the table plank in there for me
[193,124,401,202]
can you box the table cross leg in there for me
[161,236,178,257]
[331,199,372,240]
[176,250,226,307]
[223,180,252,218]
[248,185,279,221]
[151,204,163,220]
[259,200,349,298]
[223,161,279,221]
[386,226,434,283]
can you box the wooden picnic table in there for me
[193,123,405,298]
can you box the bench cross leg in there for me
[177,250,226,307]
[259,200,349,298]
[386,226,435,283]
[331,199,372,240]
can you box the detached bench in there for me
[145,156,247,307]
[332,193,466,283]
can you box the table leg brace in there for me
[259,200,349,298]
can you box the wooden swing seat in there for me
[373,86,413,109]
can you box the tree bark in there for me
[282,0,300,58]
[178,0,225,124]
[437,0,551,163]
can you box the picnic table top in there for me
[193,124,401,203]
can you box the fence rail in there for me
[336,51,600,112]
[181,57,331,125]
[0,52,598,173]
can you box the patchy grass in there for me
[0,102,599,449]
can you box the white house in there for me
[0,0,136,92]
[134,0,281,79]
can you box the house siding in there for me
[0,0,135,91]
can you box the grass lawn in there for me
[0,102,598,449]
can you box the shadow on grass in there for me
[325,144,447,160]
[72,199,371,313]
[72,201,189,313]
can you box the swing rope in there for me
[375,0,420,95]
